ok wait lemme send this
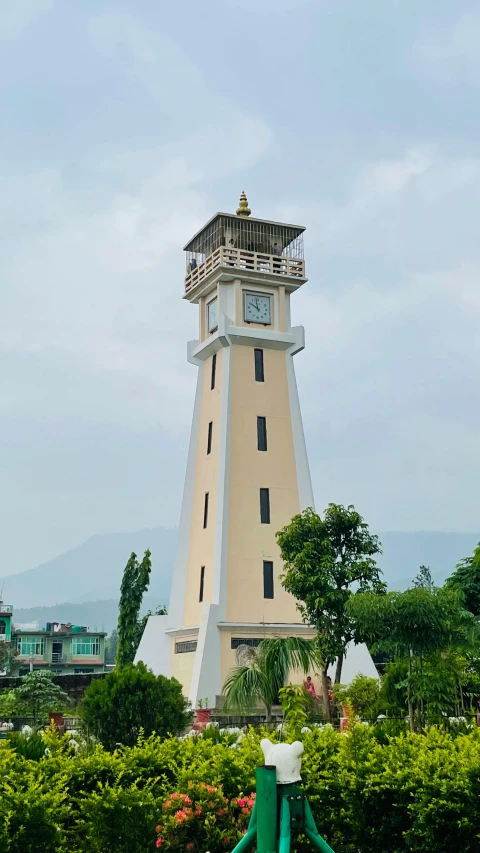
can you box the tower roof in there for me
[183,211,305,254]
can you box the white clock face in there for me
[244,292,271,325]
[207,298,218,333]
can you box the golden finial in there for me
[236,190,251,217]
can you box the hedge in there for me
[1,724,480,852]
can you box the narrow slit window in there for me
[203,492,209,528]
[263,561,274,599]
[257,416,267,451]
[207,421,213,455]
[260,488,270,524]
[254,348,264,382]
[211,353,217,389]
[199,566,205,602]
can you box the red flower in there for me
[186,845,195,852]
[156,838,163,848]
[175,809,186,823]
[155,825,163,833]
[163,800,172,810]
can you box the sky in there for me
[1,0,480,576]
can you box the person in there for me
[272,241,283,272]
[304,676,317,699]
[189,257,197,273]
[227,238,236,266]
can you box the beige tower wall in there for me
[226,344,301,625]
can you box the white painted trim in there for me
[286,327,315,511]
[165,625,199,637]
[213,345,231,621]
[134,614,170,674]
[218,624,313,630]
[167,361,204,627]
[188,603,222,706]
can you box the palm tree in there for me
[222,636,323,722]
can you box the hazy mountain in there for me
[2,528,478,632]
[11,596,161,636]
[1,527,177,609]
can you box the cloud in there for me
[0,0,53,40]
[412,9,480,86]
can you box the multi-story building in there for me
[9,618,106,677]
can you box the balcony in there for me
[51,653,71,664]
[185,246,306,296]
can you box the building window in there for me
[0,620,5,636]
[257,416,267,451]
[231,638,263,650]
[211,353,217,389]
[260,488,270,524]
[72,637,100,656]
[17,637,45,656]
[254,348,264,382]
[263,561,274,599]
[175,640,198,654]
[199,566,205,602]
[207,421,213,455]
[203,492,209,528]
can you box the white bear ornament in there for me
[260,738,304,784]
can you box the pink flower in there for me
[163,800,172,810]
[181,795,192,804]
[195,807,202,817]
[207,786,215,793]
[156,839,163,848]
[186,845,195,851]
[175,810,186,823]
[237,799,245,808]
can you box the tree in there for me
[0,640,19,675]
[104,630,118,666]
[222,636,323,722]
[347,579,476,731]
[446,542,480,616]
[277,504,385,718]
[116,549,152,667]
[9,671,72,724]
[80,662,191,749]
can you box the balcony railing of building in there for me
[185,246,305,295]
[51,653,72,664]
[0,604,13,614]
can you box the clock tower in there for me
[137,195,331,705]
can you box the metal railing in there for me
[185,246,305,294]
[51,653,71,664]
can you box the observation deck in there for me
[184,201,306,299]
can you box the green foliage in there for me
[277,504,385,695]
[80,662,191,749]
[333,674,381,718]
[1,726,480,852]
[222,636,322,720]
[156,782,254,853]
[116,549,152,667]
[278,684,309,739]
[6,732,46,761]
[0,640,19,675]
[75,780,159,853]
[9,670,72,724]
[104,629,118,665]
[446,541,480,615]
[348,581,477,730]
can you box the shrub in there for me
[156,781,254,853]
[80,662,192,749]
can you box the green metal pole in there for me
[256,765,278,853]
[278,795,291,853]
[304,799,336,853]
